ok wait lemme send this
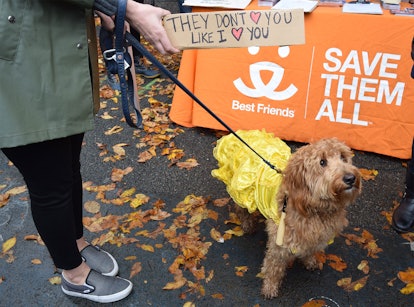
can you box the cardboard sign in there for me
[163,9,305,49]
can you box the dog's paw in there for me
[241,219,257,234]
[261,280,280,299]
[302,255,320,271]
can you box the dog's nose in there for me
[343,173,356,186]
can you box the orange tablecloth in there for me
[170,2,414,159]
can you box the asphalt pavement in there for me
[1,1,414,306]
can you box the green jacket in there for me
[0,0,100,148]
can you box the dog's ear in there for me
[281,148,313,217]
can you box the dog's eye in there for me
[320,159,327,167]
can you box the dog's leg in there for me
[234,204,258,234]
[261,221,293,298]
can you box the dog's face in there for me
[282,138,361,216]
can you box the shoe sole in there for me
[136,73,160,79]
[61,280,133,303]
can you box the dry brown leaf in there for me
[84,200,100,214]
[138,150,154,163]
[302,300,328,307]
[213,197,231,207]
[337,276,369,292]
[163,276,187,290]
[24,234,45,245]
[113,143,129,157]
[326,254,347,272]
[129,262,142,279]
[6,185,27,196]
[111,167,133,182]
[211,293,224,300]
[31,259,42,265]
[99,85,115,98]
[104,125,123,135]
[398,267,414,284]
[176,158,199,170]
[210,228,224,243]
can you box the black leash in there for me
[126,32,282,173]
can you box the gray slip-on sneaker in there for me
[61,269,133,303]
[80,245,119,277]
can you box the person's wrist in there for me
[125,0,140,23]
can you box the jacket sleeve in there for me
[94,0,119,15]
[47,0,118,15]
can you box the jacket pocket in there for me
[0,1,27,61]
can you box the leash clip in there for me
[103,48,130,70]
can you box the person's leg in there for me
[392,138,414,232]
[2,135,84,269]
[99,26,121,90]
[131,25,160,79]
[2,135,132,302]
[178,0,192,13]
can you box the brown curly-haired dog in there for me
[237,138,362,298]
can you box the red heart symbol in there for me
[232,28,243,41]
[250,11,261,24]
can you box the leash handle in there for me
[125,32,281,173]
[114,0,142,128]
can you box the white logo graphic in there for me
[233,46,297,101]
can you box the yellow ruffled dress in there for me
[211,130,291,224]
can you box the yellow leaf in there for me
[120,188,136,198]
[400,283,414,295]
[124,255,137,261]
[225,226,244,237]
[2,236,16,253]
[130,193,150,208]
[48,276,61,285]
[183,302,195,307]
[357,260,370,274]
[100,112,114,119]
[140,244,155,253]
[359,168,378,181]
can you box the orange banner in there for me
[170,4,414,159]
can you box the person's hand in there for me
[95,11,115,32]
[125,0,179,55]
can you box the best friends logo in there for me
[232,46,405,126]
